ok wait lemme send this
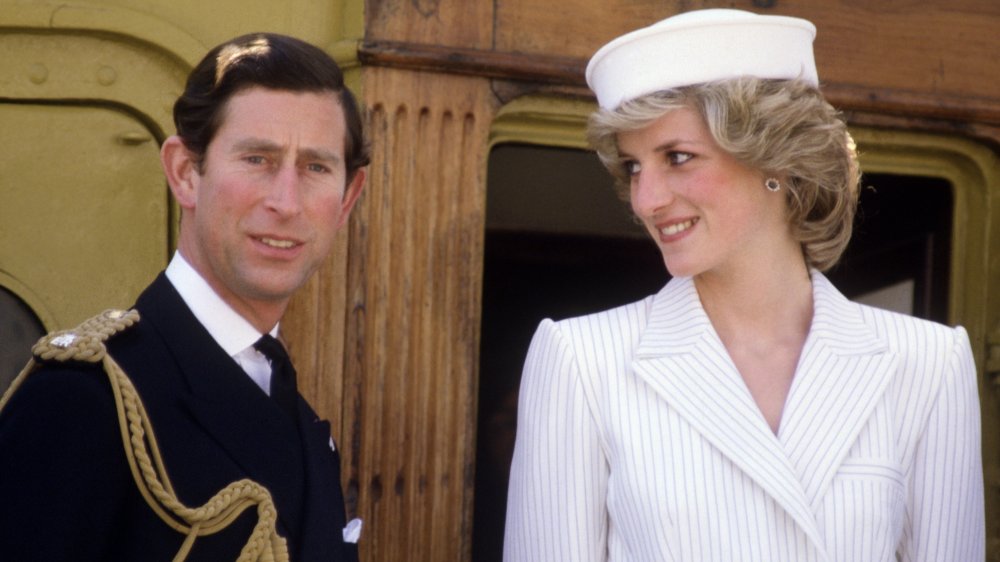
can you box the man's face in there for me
[175,87,363,327]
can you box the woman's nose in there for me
[630,168,673,216]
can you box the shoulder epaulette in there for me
[32,309,140,365]
[4,306,289,560]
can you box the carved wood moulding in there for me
[359,40,1000,131]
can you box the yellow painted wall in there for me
[0,0,364,331]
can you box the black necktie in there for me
[254,334,299,421]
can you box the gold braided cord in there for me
[0,310,289,562]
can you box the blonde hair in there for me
[588,78,860,272]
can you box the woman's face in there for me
[617,106,792,281]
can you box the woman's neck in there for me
[694,257,814,349]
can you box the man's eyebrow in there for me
[231,138,282,153]
[297,147,341,164]
[230,138,341,163]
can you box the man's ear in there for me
[160,135,200,210]
[336,167,366,230]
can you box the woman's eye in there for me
[623,160,641,176]
[668,151,693,165]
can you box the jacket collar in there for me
[631,271,897,556]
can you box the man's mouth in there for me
[258,237,297,249]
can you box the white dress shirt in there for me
[164,252,277,396]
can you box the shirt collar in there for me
[164,252,278,356]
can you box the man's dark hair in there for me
[173,32,370,178]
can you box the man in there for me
[0,33,367,561]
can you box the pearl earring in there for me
[765,178,781,192]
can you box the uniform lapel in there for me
[135,275,305,539]
[179,367,305,540]
[779,272,897,511]
[631,276,828,556]
[296,405,353,561]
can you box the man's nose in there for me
[265,164,304,215]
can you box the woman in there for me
[503,9,984,562]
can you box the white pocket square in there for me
[343,518,362,543]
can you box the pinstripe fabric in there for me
[503,271,984,562]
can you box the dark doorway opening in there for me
[831,174,952,322]
[0,287,46,393]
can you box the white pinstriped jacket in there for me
[503,271,984,562]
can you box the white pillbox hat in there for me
[586,9,818,110]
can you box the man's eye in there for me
[244,155,266,165]
[307,163,331,174]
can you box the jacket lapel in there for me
[296,409,353,561]
[631,276,828,555]
[779,272,897,511]
[135,275,305,540]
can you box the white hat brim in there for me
[586,9,818,110]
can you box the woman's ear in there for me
[160,136,200,210]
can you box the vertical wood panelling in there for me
[367,0,494,48]
[338,66,494,562]
[284,234,351,449]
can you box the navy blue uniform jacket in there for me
[0,274,358,561]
